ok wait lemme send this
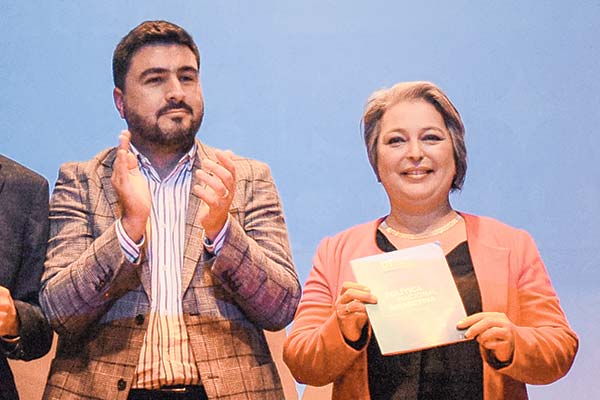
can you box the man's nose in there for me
[165,77,185,103]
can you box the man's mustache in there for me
[157,101,193,117]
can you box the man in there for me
[40,20,300,400]
[0,155,53,400]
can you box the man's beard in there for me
[124,101,203,153]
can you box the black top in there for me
[366,231,483,400]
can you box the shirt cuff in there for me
[0,336,20,357]
[0,335,20,344]
[116,219,144,263]
[203,217,230,256]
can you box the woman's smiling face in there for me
[376,99,456,212]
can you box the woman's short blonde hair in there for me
[362,81,467,190]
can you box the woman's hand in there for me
[457,312,516,363]
[335,282,377,342]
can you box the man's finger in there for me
[214,149,236,177]
[201,159,234,191]
[196,169,228,198]
[192,182,220,207]
[118,130,131,150]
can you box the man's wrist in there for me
[203,217,230,256]
[116,219,144,262]
[120,215,147,243]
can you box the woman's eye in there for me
[387,136,406,144]
[423,134,443,141]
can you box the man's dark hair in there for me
[112,20,200,91]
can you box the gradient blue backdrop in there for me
[2,1,598,398]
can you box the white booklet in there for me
[350,242,468,355]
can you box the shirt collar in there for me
[128,142,197,180]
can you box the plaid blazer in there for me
[40,141,301,399]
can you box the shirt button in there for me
[117,379,127,391]
[135,314,145,325]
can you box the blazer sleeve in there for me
[39,162,139,338]
[283,237,368,386]
[208,159,301,331]
[489,230,578,385]
[2,177,53,360]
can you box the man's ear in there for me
[113,87,126,119]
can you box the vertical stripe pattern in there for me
[131,144,200,389]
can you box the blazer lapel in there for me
[99,150,121,218]
[0,160,5,198]
[100,149,152,296]
[464,214,509,313]
[180,141,216,294]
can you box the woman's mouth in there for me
[401,168,433,176]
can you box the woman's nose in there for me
[407,140,424,160]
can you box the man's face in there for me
[114,44,204,152]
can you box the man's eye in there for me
[145,77,163,84]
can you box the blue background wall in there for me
[2,1,598,398]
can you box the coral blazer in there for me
[284,213,578,400]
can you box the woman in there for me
[283,81,578,400]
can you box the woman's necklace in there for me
[381,214,463,240]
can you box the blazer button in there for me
[135,314,145,325]
[117,379,127,391]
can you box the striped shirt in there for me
[115,143,202,389]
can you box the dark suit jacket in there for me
[40,141,301,399]
[0,155,53,400]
